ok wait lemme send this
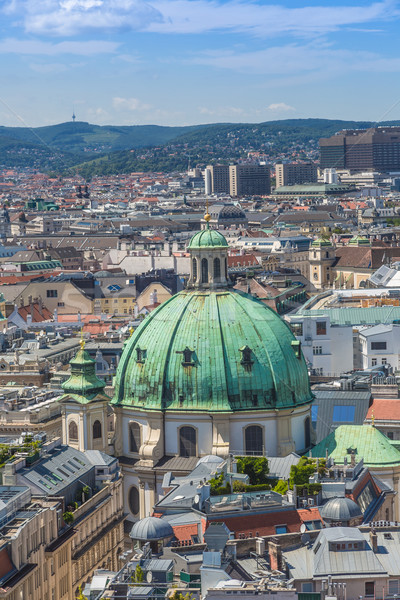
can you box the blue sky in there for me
[1,0,400,127]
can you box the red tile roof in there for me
[18,303,53,323]
[366,399,400,421]
[208,506,321,538]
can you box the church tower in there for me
[308,237,335,290]
[59,340,110,454]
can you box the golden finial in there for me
[80,328,85,350]
[204,197,211,226]
[371,409,375,427]
[129,326,134,337]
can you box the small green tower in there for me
[59,340,111,453]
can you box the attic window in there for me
[291,340,301,359]
[240,346,253,366]
[180,347,195,366]
[136,347,146,363]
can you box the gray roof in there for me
[312,390,371,444]
[16,445,94,495]
[284,527,387,581]
[130,517,174,541]
[267,453,301,480]
[320,497,363,521]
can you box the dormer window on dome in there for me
[240,345,253,366]
[136,347,147,363]
[177,346,195,366]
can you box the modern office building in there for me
[320,126,400,171]
[229,164,270,196]
[204,165,230,194]
[275,163,318,188]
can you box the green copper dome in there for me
[349,235,370,246]
[113,289,313,412]
[312,237,332,247]
[60,347,109,404]
[188,228,229,249]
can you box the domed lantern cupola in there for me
[187,207,230,290]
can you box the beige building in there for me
[0,487,74,600]
[136,282,172,311]
[229,164,270,197]
[204,165,230,194]
[275,163,318,188]
[13,280,93,315]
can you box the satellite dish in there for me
[194,494,200,505]
[146,571,153,583]
[300,523,306,533]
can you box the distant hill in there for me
[1,118,400,175]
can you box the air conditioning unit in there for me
[308,498,315,506]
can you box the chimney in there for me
[370,529,378,553]
[268,540,282,571]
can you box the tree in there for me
[63,511,74,525]
[236,456,269,485]
[134,565,144,583]
[76,586,88,600]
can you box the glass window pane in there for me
[180,426,196,457]
[332,405,355,422]
[245,426,263,455]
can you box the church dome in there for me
[113,288,313,412]
[188,228,229,249]
[320,497,362,522]
[129,517,173,541]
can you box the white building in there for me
[358,324,400,371]
[285,314,354,376]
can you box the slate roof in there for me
[312,390,371,443]
[284,527,387,581]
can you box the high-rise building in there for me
[204,165,230,194]
[275,163,318,188]
[320,127,400,171]
[229,164,270,197]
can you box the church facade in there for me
[110,214,314,520]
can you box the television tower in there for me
[72,108,76,122]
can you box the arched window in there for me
[129,486,139,515]
[93,420,102,439]
[192,258,198,282]
[179,426,197,457]
[129,422,141,454]
[245,425,263,455]
[214,257,221,280]
[304,416,311,449]
[69,420,78,442]
[201,258,208,284]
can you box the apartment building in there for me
[275,163,318,188]
[204,165,230,194]
[229,164,270,197]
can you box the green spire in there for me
[60,347,109,404]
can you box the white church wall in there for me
[164,416,212,456]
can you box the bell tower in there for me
[187,206,230,290]
[309,237,335,290]
[59,339,110,454]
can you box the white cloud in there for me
[0,38,119,55]
[267,103,295,112]
[192,42,400,77]
[2,0,397,37]
[112,97,151,111]
[3,0,162,36]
